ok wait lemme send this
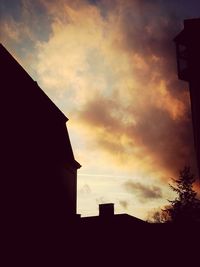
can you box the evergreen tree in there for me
[164,166,200,223]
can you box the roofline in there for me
[0,43,68,123]
[173,18,200,43]
[34,80,69,123]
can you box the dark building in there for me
[174,18,200,178]
[1,43,81,235]
[80,203,147,239]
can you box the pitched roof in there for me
[1,43,81,169]
[0,43,68,123]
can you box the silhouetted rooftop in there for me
[174,18,200,44]
[0,43,68,123]
[1,43,81,169]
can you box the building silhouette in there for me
[1,43,81,235]
[1,43,145,234]
[1,43,199,266]
[174,18,200,178]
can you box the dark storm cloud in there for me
[124,180,163,202]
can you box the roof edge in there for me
[0,43,68,123]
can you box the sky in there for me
[1,0,200,220]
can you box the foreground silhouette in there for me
[174,18,200,177]
[1,42,81,264]
[150,166,200,223]
[1,41,199,266]
[165,166,200,223]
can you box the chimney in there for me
[99,203,114,217]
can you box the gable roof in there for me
[0,43,68,123]
[1,43,81,169]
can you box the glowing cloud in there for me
[0,0,199,219]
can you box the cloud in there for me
[146,205,170,222]
[119,200,128,209]
[78,184,92,196]
[1,0,199,216]
[124,180,163,202]
[33,0,198,182]
[75,89,196,178]
[72,0,197,178]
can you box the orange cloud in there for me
[31,0,197,190]
[1,0,198,218]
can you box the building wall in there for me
[188,37,200,177]
[1,44,80,233]
[62,165,77,216]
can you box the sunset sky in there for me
[1,0,200,220]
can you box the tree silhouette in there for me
[164,166,200,223]
[148,206,170,223]
[150,166,200,223]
